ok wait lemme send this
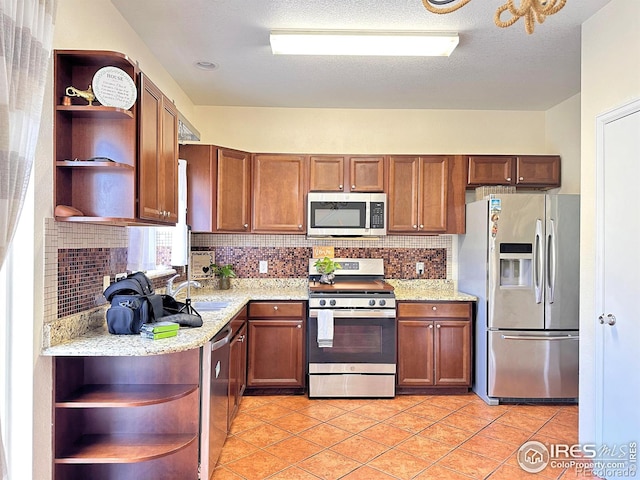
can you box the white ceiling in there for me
[110,0,611,111]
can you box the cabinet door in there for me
[228,322,247,428]
[434,320,471,386]
[387,156,420,233]
[160,99,178,223]
[309,155,345,192]
[181,144,216,232]
[138,73,177,224]
[217,148,251,232]
[419,156,449,233]
[348,156,385,192]
[516,155,560,187]
[247,319,304,387]
[467,156,515,186]
[397,320,434,386]
[252,154,307,233]
[138,75,162,221]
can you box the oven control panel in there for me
[309,296,396,309]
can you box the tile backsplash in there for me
[45,219,456,322]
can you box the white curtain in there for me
[0,0,56,477]
[127,227,158,272]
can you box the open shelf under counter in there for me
[55,433,197,464]
[56,384,199,408]
[56,160,134,169]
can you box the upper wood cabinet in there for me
[180,145,251,233]
[138,73,178,224]
[467,155,560,189]
[53,50,139,223]
[252,154,307,234]
[309,155,384,192]
[387,155,465,234]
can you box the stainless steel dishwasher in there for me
[200,326,232,480]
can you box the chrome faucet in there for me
[166,274,202,297]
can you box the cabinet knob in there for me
[243,224,249,229]
[436,324,441,328]
[238,335,245,342]
[297,324,301,329]
[298,224,303,229]
[432,306,437,311]
[413,225,418,229]
[429,324,433,329]
[351,184,356,190]
[506,177,512,182]
[519,176,524,181]
[419,224,424,229]
[273,305,279,311]
[339,184,343,190]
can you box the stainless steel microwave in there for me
[307,192,387,237]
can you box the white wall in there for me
[546,93,581,194]
[579,0,640,444]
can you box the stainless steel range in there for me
[307,258,396,398]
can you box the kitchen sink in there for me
[192,301,230,311]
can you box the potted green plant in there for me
[313,257,342,284]
[211,263,236,290]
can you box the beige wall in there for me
[546,93,581,194]
[193,106,549,154]
[579,0,640,443]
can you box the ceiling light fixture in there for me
[422,0,567,34]
[195,61,218,71]
[269,30,459,57]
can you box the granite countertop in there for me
[41,279,475,357]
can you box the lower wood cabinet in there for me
[397,301,473,393]
[247,301,306,389]
[53,349,200,480]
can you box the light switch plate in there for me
[416,262,425,274]
[103,275,111,291]
[259,261,268,274]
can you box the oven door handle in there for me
[309,309,396,319]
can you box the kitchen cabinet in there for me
[53,349,200,480]
[247,301,306,390]
[387,155,466,234]
[53,50,139,223]
[180,145,251,233]
[138,73,178,224]
[53,50,180,225]
[397,301,473,393]
[467,155,560,189]
[228,306,247,428]
[252,154,307,233]
[309,155,384,192]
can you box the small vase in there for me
[319,273,335,285]
[219,277,231,290]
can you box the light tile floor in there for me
[213,394,590,480]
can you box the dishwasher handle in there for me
[211,326,233,351]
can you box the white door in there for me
[595,99,640,476]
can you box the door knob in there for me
[598,314,616,326]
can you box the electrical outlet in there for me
[259,261,268,274]
[103,275,111,291]
[115,272,127,281]
[416,262,425,275]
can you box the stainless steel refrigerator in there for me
[459,194,579,405]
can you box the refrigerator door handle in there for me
[534,219,543,304]
[501,334,578,341]
[547,219,557,304]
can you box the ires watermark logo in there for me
[518,440,637,477]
